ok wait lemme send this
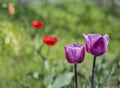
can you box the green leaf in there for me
[53,72,74,88]
[38,53,47,61]
[77,71,85,79]
[27,72,44,80]
[102,66,115,86]
[85,79,89,88]
[33,72,39,79]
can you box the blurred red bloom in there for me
[43,36,58,46]
[8,6,15,15]
[31,20,43,29]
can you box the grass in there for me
[0,35,119,88]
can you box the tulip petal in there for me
[90,37,106,56]
[75,46,85,63]
[83,34,90,53]
[88,34,102,46]
[103,34,109,42]
[64,46,74,63]
[103,34,109,51]
[88,34,101,41]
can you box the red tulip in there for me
[31,20,43,29]
[43,36,58,46]
[8,6,15,15]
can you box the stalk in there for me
[74,64,78,88]
[92,56,96,88]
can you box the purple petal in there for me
[83,34,90,53]
[103,34,109,52]
[75,46,85,63]
[88,34,101,41]
[64,46,74,63]
[103,34,109,42]
[90,37,107,56]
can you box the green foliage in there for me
[27,2,120,40]
[95,56,115,87]
[53,72,74,88]
[0,21,21,55]
[0,0,120,88]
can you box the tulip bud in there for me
[43,36,58,46]
[64,44,85,64]
[83,34,109,56]
[31,20,43,29]
[8,5,15,15]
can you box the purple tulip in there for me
[83,33,109,56]
[64,44,85,64]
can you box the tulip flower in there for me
[64,44,85,64]
[64,44,85,88]
[43,36,58,46]
[31,20,43,29]
[8,5,15,15]
[83,34,109,56]
[83,33,109,88]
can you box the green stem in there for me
[47,46,50,56]
[74,64,78,88]
[92,56,96,88]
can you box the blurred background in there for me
[0,0,120,88]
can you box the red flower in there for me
[43,36,58,46]
[8,6,15,15]
[31,20,43,29]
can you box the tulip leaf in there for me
[102,65,115,86]
[38,53,47,61]
[53,72,74,88]
[85,79,89,88]
[36,45,44,54]
[35,45,47,61]
[77,71,85,78]
[27,72,44,80]
[49,64,59,84]
[32,72,40,79]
